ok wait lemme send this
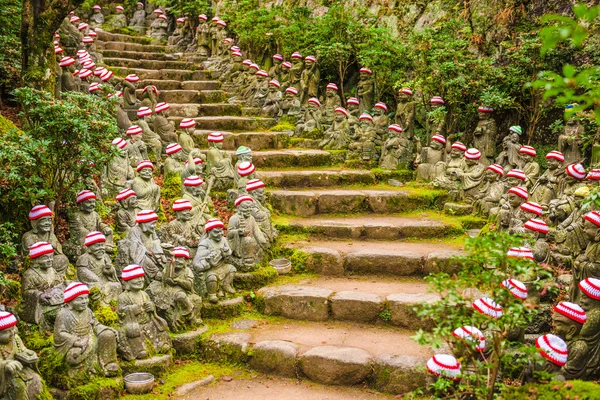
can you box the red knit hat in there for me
[136,160,154,172]
[431,134,446,145]
[64,282,90,303]
[536,334,568,367]
[465,148,482,160]
[76,190,96,204]
[172,199,193,211]
[553,301,586,324]
[29,205,53,220]
[508,186,528,199]
[0,312,18,331]
[122,264,145,281]
[205,218,225,232]
[451,142,467,151]
[472,297,503,318]
[183,176,203,187]
[84,231,106,247]
[506,169,526,181]
[29,241,54,259]
[136,210,158,224]
[166,143,183,155]
[584,211,600,227]
[426,354,461,381]
[207,132,224,142]
[173,246,190,259]
[546,151,565,162]
[523,218,548,234]
[566,163,586,180]
[501,278,528,300]
[237,161,256,177]
[486,164,504,176]
[234,195,254,207]
[116,188,136,201]
[520,202,543,216]
[246,179,265,192]
[519,145,536,157]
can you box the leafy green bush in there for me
[0,0,21,99]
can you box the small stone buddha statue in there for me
[570,212,600,303]
[289,52,304,92]
[164,143,186,181]
[66,190,114,259]
[295,98,322,136]
[103,137,134,198]
[150,14,168,40]
[554,187,591,263]
[573,277,600,378]
[136,107,162,162]
[425,96,447,143]
[234,146,253,174]
[320,83,342,128]
[415,134,447,182]
[551,301,588,380]
[182,176,214,228]
[131,160,161,213]
[531,151,565,211]
[356,67,374,112]
[159,199,201,254]
[347,113,378,162]
[117,264,171,361]
[89,5,104,28]
[113,5,128,29]
[395,89,416,141]
[129,2,147,34]
[431,142,466,190]
[194,14,210,56]
[320,107,351,150]
[126,125,149,168]
[153,102,177,146]
[452,148,486,203]
[227,195,268,271]
[246,179,277,244]
[346,97,360,131]
[519,145,540,188]
[177,118,198,158]
[140,85,159,111]
[495,126,523,173]
[472,164,505,218]
[235,161,257,195]
[380,124,413,170]
[261,80,283,118]
[115,188,138,236]
[372,102,389,143]
[206,132,235,191]
[279,87,301,119]
[299,56,319,105]
[559,105,584,165]
[269,53,283,82]
[472,106,497,165]
[523,218,551,264]
[497,186,528,233]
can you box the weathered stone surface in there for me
[303,246,345,276]
[175,375,215,396]
[202,332,251,363]
[181,80,221,91]
[198,90,227,104]
[443,202,474,216]
[242,107,262,117]
[122,354,172,377]
[260,285,332,321]
[139,79,182,90]
[135,89,201,104]
[202,296,244,319]
[269,191,318,217]
[330,291,384,323]
[102,50,177,61]
[193,131,286,150]
[300,346,373,385]
[557,273,572,287]
[318,191,367,214]
[249,340,299,378]
[422,251,465,274]
[387,293,439,330]
[257,170,377,188]
[104,57,197,70]
[373,354,428,395]
[107,67,210,81]
[97,30,152,44]
[172,325,209,355]
[345,249,423,276]
[232,319,259,330]
[99,41,167,53]
[169,116,277,131]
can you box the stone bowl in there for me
[270,258,292,275]
[124,372,155,394]
[388,179,403,187]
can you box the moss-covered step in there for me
[227,149,333,168]
[168,115,277,131]
[257,169,378,187]
[100,49,180,61]
[287,240,464,276]
[268,188,448,217]
[136,90,226,105]
[181,80,221,91]
[97,30,155,44]
[103,57,199,70]
[135,89,200,104]
[276,214,462,240]
[241,107,261,117]
[108,66,210,81]
[193,130,288,150]
[169,103,241,118]
[97,40,167,53]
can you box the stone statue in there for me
[431,142,466,190]
[181,152,206,184]
[103,138,134,198]
[320,83,342,128]
[22,205,70,277]
[415,135,447,182]
[452,149,486,203]
[117,265,172,361]
[250,70,269,108]
[193,219,237,303]
[425,97,447,143]
[153,102,177,146]
[126,125,149,168]
[140,85,159,111]
[137,107,162,162]
[120,74,140,110]
[159,199,201,254]
[132,161,161,212]
[289,52,304,92]
[295,98,322,136]
[88,7,103,27]
[206,132,235,191]
[268,54,283,82]
[519,146,540,188]
[224,52,243,82]
[177,118,198,157]
[239,64,258,101]
[320,107,351,150]
[21,242,66,327]
[59,58,77,93]
[570,212,600,303]
[472,106,497,165]
[347,114,378,162]
[380,124,413,170]
[395,89,416,141]
[495,126,523,172]
[553,187,590,266]
[182,176,214,228]
[346,97,360,131]
[559,107,584,165]
[164,143,186,181]
[66,190,114,260]
[472,165,505,218]
[530,151,565,210]
[261,80,283,117]
[113,5,128,29]
[573,277,600,378]
[551,301,588,380]
[146,247,203,332]
[235,146,253,174]
[299,56,319,105]
[0,311,44,400]
[246,179,277,244]
[279,87,301,119]
[76,231,122,306]
[129,2,147,34]
[117,210,165,282]
[357,68,374,112]
[372,102,389,143]
[112,92,132,131]
[150,15,168,39]
[194,14,210,56]
[116,189,138,236]
[523,218,551,264]
[54,282,119,377]
[280,61,292,88]
[234,161,256,197]
[497,187,528,233]
[168,18,191,50]
[227,195,268,271]
[560,163,587,204]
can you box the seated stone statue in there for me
[234,146,253,174]
[553,187,590,267]
[269,54,283,82]
[183,176,214,229]
[126,125,149,168]
[452,149,486,203]
[227,195,268,271]
[120,74,140,110]
[519,145,540,188]
[89,6,104,28]
[246,179,277,244]
[164,143,186,181]
[357,68,374,112]
[160,199,201,254]
[193,219,237,303]
[76,231,122,306]
[235,161,256,194]
[132,161,161,212]
[117,265,171,361]
[102,137,134,198]
[551,301,588,380]
[181,153,206,186]
[320,83,342,128]
[373,102,389,143]
[129,2,146,34]
[168,17,192,50]
[488,169,527,220]
[146,247,203,332]
[559,110,584,165]
[150,15,168,39]
[495,127,522,172]
[261,80,282,117]
[0,311,44,400]
[279,87,301,119]
[250,70,270,108]
[137,107,162,162]
[21,242,67,327]
[65,190,113,260]
[153,102,177,146]
[174,119,197,158]
[415,134,447,181]
[295,98,322,136]
[496,186,528,233]
[22,205,69,277]
[206,132,235,191]
[560,163,587,203]
[472,165,505,218]
[116,189,137,236]
[112,5,128,29]
[523,218,551,264]
[140,85,159,111]
[346,97,360,132]
[116,210,165,282]
[431,142,466,190]
[574,277,600,378]
[570,212,600,303]
[54,282,119,377]
[380,124,413,170]
[320,107,350,150]
[530,151,565,211]
[347,113,378,162]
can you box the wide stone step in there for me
[103,57,198,70]
[278,214,461,240]
[154,90,225,106]
[228,149,332,168]
[135,89,200,104]
[269,188,447,217]
[193,130,287,150]
[135,79,220,92]
[97,40,167,53]
[290,240,463,276]
[168,116,277,131]
[257,169,377,188]
[97,30,155,44]
[108,66,210,81]
[100,49,179,61]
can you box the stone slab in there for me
[202,332,251,363]
[345,249,423,276]
[175,375,215,395]
[193,130,286,150]
[373,354,428,394]
[108,66,210,81]
[202,296,244,319]
[101,49,178,61]
[300,346,373,385]
[443,202,474,216]
[122,354,172,377]
[303,246,345,276]
[249,340,299,378]
[387,293,440,330]
[330,291,384,323]
[260,285,332,321]
[99,41,167,53]
[257,169,377,188]
[171,325,208,355]
[103,57,197,70]
[422,251,465,274]
[169,116,277,131]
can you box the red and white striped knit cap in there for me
[359,113,373,122]
[198,14,208,21]
[519,145,536,157]
[431,134,446,145]
[205,219,225,232]
[508,186,528,199]
[179,118,196,129]
[291,52,302,59]
[29,205,52,220]
[506,169,526,181]
[82,36,94,44]
[451,142,466,151]
[84,231,106,247]
[216,20,226,27]
[155,102,170,113]
[59,57,75,67]
[269,80,281,88]
[185,158,203,166]
[520,201,542,216]
[308,98,321,107]
[566,163,586,180]
[426,354,461,381]
[184,176,203,187]
[285,87,298,95]
[347,97,359,105]
[76,190,96,204]
[116,6,125,11]
[235,195,254,207]
[374,102,387,111]
[388,124,403,133]
[173,246,190,259]
[70,16,80,23]
[579,277,600,300]
[359,67,372,74]
[472,297,503,318]
[136,160,154,172]
[554,301,587,324]
[100,70,113,82]
[136,210,158,224]
[478,106,493,113]
[452,326,485,351]
[546,151,564,162]
[507,246,534,260]
[158,15,167,20]
[487,164,504,176]
[29,242,54,259]
[94,67,107,76]
[399,88,412,96]
[272,54,283,61]
[536,334,568,367]
[326,83,338,91]
[112,137,127,150]
[430,96,444,105]
[523,218,548,234]
[208,132,224,142]
[125,74,139,82]
[237,161,256,177]
[166,143,183,155]
[137,107,152,118]
[79,69,93,79]
[256,70,269,78]
[88,83,101,93]
[172,199,193,211]
[584,211,600,227]
[176,17,185,23]
[282,61,292,69]
[64,282,90,303]
[246,179,265,192]
[127,125,143,135]
[334,107,349,118]
[305,55,316,63]
[587,169,600,181]
[0,311,18,331]
[122,264,145,281]
[465,148,482,160]
[116,188,136,201]
[78,22,89,30]
[501,278,528,300]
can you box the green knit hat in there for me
[236,146,252,156]
[509,126,523,135]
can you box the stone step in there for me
[229,149,332,168]
[132,90,225,105]
[169,103,241,118]
[269,188,448,217]
[103,57,198,70]
[193,130,288,150]
[289,240,464,276]
[100,49,179,61]
[168,116,277,131]
[277,214,461,240]
[256,169,413,188]
[200,318,430,394]
[97,30,155,44]
[135,89,199,104]
[108,66,210,81]
[97,40,167,53]
[241,107,262,117]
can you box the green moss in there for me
[500,380,600,399]
[0,115,21,135]
[161,173,182,202]
[269,121,295,132]
[233,265,278,290]
[94,305,119,327]
[19,323,53,352]
[68,378,124,400]
[38,346,70,389]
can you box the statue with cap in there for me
[54,282,119,377]
[450,149,486,203]
[395,89,416,141]
[372,102,389,144]
[0,311,45,400]
[472,106,497,165]
[553,187,590,266]
[320,83,342,128]
[249,70,270,108]
[495,126,523,172]
[300,56,320,105]
[347,113,378,162]
[320,107,351,150]
[206,132,235,191]
[227,195,268,271]
[194,14,210,55]
[261,80,283,117]
[193,219,237,303]
[153,102,177,146]
[279,87,301,119]
[176,118,199,158]
[380,124,413,170]
[357,68,374,112]
[531,151,565,210]
[519,146,540,188]
[132,160,161,212]
[181,151,206,186]
[551,301,588,379]
[472,165,505,218]
[126,125,149,168]
[559,105,584,165]
[89,5,104,28]
[497,187,529,233]
[159,199,201,257]
[246,179,277,244]
[164,143,186,182]
[117,264,171,361]
[295,98,322,136]
[431,142,467,190]
[129,2,147,34]
[415,134,447,182]
[150,13,168,39]
[425,97,447,143]
[289,52,304,92]
[182,176,214,228]
[572,277,600,378]
[115,189,138,236]
[113,5,128,29]
[570,212,600,303]
[103,137,134,198]
[136,107,162,162]
[140,85,159,111]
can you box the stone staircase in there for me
[95,31,481,396]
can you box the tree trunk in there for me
[21,0,84,92]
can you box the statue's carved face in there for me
[506,177,521,188]
[520,153,533,163]
[397,93,410,103]
[334,113,344,122]
[238,201,252,218]
[269,85,277,92]
[584,219,600,241]
[326,89,336,97]
[209,227,223,240]
[449,148,463,158]
[34,253,54,271]
[88,242,105,259]
[124,196,138,209]
[128,276,145,290]
[70,294,89,311]
[174,151,186,162]
[35,216,53,233]
[174,256,187,269]
[187,185,203,197]
[360,119,372,129]
[139,220,157,233]
[211,141,223,149]
[292,58,302,66]
[374,108,384,116]
[546,158,561,170]
[485,170,499,182]
[465,158,478,166]
[239,153,252,163]
[307,103,317,111]
[252,188,265,202]
[139,167,153,180]
[478,111,490,120]
[552,311,581,341]
[347,103,358,111]
[136,4,143,9]
[0,326,15,344]
[579,292,600,312]
[507,193,524,208]
[430,140,443,151]
[176,209,192,222]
